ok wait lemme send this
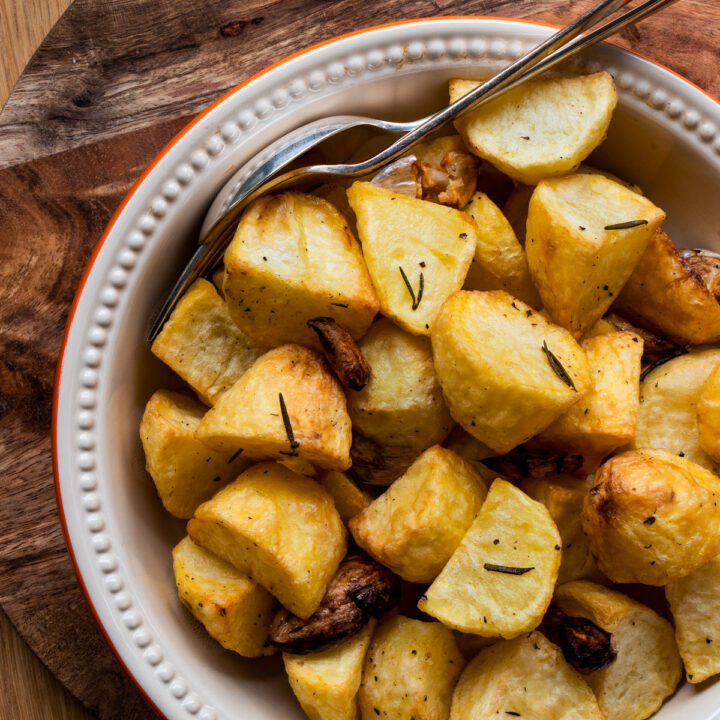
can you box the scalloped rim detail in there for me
[54,17,720,720]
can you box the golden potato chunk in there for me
[223,191,379,348]
[582,448,720,585]
[614,229,720,344]
[283,621,375,720]
[631,348,720,471]
[450,630,603,720]
[196,344,351,471]
[187,462,347,619]
[172,536,274,657]
[431,290,591,454]
[526,173,666,337]
[697,362,720,463]
[442,426,498,484]
[151,278,266,405]
[346,318,452,451]
[358,615,465,720]
[419,479,561,638]
[315,471,370,524]
[534,330,643,469]
[449,72,617,184]
[554,581,682,720]
[350,445,487,583]
[520,475,602,585]
[462,192,540,307]
[347,181,476,334]
[666,555,720,683]
[139,390,249,518]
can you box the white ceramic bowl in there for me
[54,17,720,720]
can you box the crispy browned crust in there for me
[484,448,584,481]
[268,552,399,654]
[417,150,479,209]
[683,250,720,301]
[540,604,616,674]
[349,433,417,485]
[307,317,372,391]
[604,313,678,365]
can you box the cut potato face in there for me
[346,318,452,451]
[358,615,465,720]
[151,278,266,405]
[442,426,498,484]
[196,344,352,471]
[172,536,275,657]
[696,362,720,463]
[350,445,487,583]
[449,72,617,185]
[614,229,720,344]
[666,555,720,683]
[520,475,602,585]
[283,620,375,720]
[419,478,561,638]
[450,630,603,720]
[463,192,541,307]
[431,290,591,454]
[187,462,347,619]
[631,348,720,471]
[139,390,250,518]
[316,471,370,524]
[223,191,379,348]
[534,330,643,469]
[347,181,477,334]
[554,581,682,720]
[582,448,720,585]
[526,173,666,337]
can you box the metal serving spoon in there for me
[148,0,677,342]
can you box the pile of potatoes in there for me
[141,69,720,720]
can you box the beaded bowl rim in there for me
[52,14,720,720]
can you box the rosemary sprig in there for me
[227,448,244,464]
[330,302,348,308]
[542,341,577,392]
[484,563,535,575]
[278,392,299,454]
[399,266,424,310]
[604,219,648,230]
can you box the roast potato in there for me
[358,614,465,720]
[350,445,487,583]
[462,191,541,307]
[533,330,643,469]
[419,478,561,638]
[196,344,352,471]
[347,181,477,335]
[151,278,266,405]
[526,173,666,337]
[502,182,533,243]
[614,229,720,344]
[554,580,682,720]
[139,389,249,518]
[172,536,275,657]
[449,72,617,184]
[431,290,591,454]
[582,448,720,585]
[666,555,720,683]
[442,426,498,484]
[697,361,720,463]
[346,318,453,451]
[316,471,371,524]
[520,475,602,585]
[450,630,603,720]
[187,461,347,619]
[223,191,379,348]
[630,348,720,471]
[284,621,375,720]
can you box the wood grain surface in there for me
[0,1,718,718]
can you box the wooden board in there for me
[0,0,718,716]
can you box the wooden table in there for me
[1,1,719,718]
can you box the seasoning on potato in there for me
[187,462,347,619]
[582,448,720,585]
[419,478,561,638]
[431,290,591,454]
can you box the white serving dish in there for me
[53,16,720,720]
